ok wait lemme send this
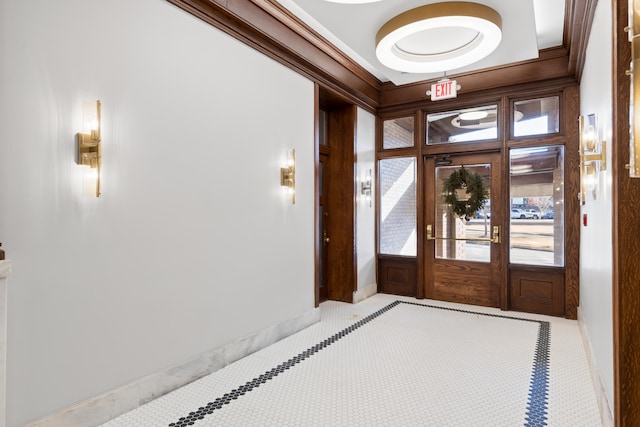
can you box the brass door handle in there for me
[426,224,501,243]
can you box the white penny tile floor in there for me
[102,294,603,427]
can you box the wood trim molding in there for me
[613,0,640,425]
[566,0,599,81]
[167,1,595,112]
[165,0,381,111]
[563,84,581,320]
[314,84,321,307]
[379,48,574,109]
[379,77,577,119]
[253,1,380,88]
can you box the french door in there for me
[423,151,506,308]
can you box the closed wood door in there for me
[318,152,329,302]
[424,152,506,308]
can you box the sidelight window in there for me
[379,157,417,256]
[509,146,565,266]
[513,96,560,137]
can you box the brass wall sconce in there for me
[579,114,606,204]
[76,100,102,197]
[280,149,295,204]
[361,169,372,207]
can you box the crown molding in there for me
[565,0,599,82]
[379,47,575,110]
[167,0,595,112]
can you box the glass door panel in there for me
[434,164,492,263]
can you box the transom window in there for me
[383,116,415,149]
[426,104,498,144]
[513,96,560,137]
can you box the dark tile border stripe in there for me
[168,300,401,426]
[168,301,550,427]
[400,301,551,426]
[525,321,550,427]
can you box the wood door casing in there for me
[613,1,640,423]
[424,152,506,309]
[319,103,357,304]
[318,150,330,303]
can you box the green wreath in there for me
[442,168,489,218]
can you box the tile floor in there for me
[103,294,602,427]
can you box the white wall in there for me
[579,0,614,414]
[0,1,315,425]
[356,108,376,290]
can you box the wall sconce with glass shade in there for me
[579,114,606,204]
[628,0,640,177]
[76,100,102,197]
[281,149,295,204]
[361,169,372,207]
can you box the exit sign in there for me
[430,79,458,101]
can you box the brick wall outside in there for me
[379,157,416,256]
[383,117,414,149]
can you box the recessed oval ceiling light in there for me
[376,2,502,73]
[458,111,489,121]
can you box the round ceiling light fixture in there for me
[458,111,489,121]
[375,2,502,73]
[452,110,496,129]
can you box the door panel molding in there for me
[378,255,417,297]
[509,266,565,316]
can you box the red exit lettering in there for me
[430,79,458,101]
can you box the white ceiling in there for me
[275,0,566,86]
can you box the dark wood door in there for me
[318,151,329,302]
[317,103,356,304]
[424,152,506,308]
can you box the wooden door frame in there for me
[315,85,320,307]
[422,151,506,309]
[318,149,330,303]
[613,1,640,424]
[380,83,580,319]
[315,85,358,306]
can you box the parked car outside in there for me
[523,208,540,219]
[542,210,554,219]
[510,208,525,219]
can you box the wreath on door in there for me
[442,167,489,219]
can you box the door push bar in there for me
[426,224,501,244]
